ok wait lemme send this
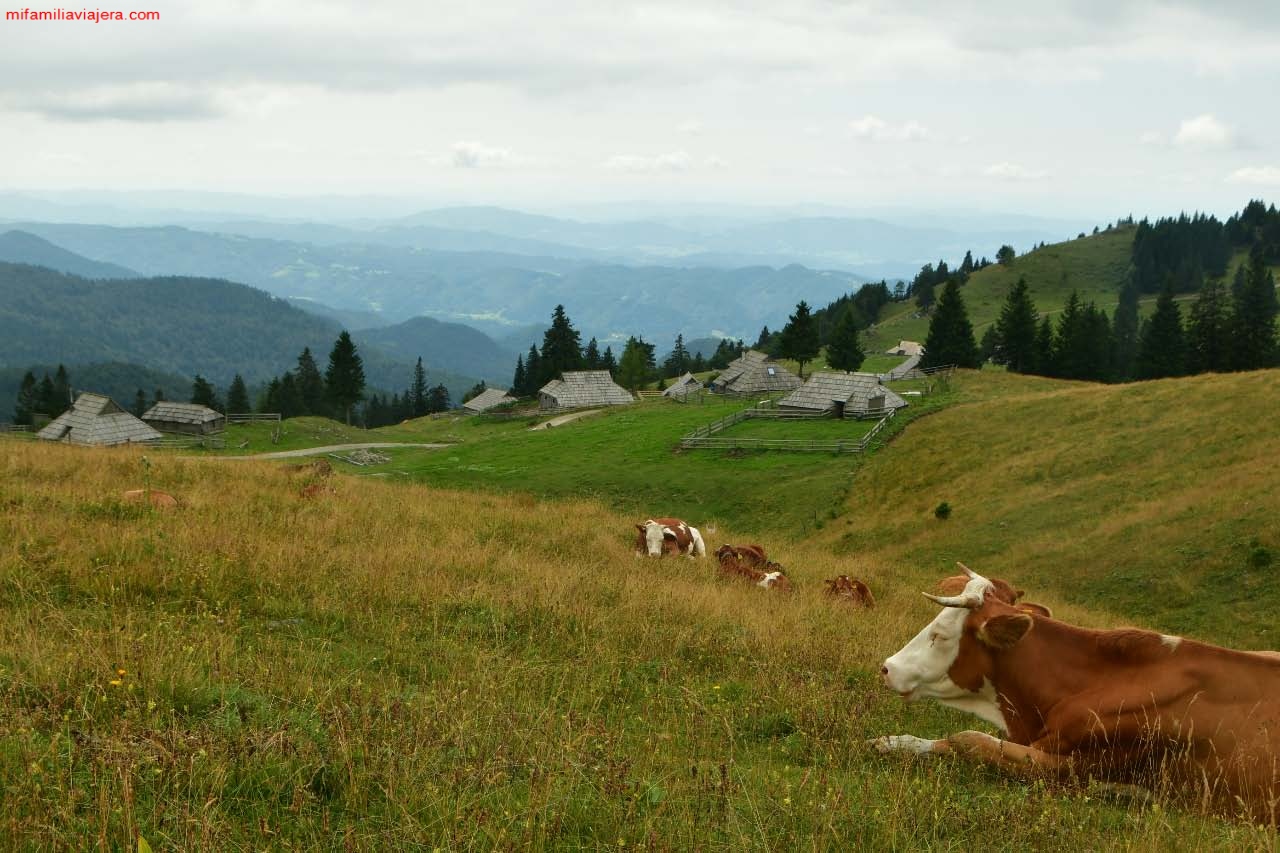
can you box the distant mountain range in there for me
[0,230,138,279]
[4,221,869,341]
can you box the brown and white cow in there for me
[824,575,875,608]
[122,488,180,510]
[873,564,1280,822]
[634,518,706,558]
[717,548,793,592]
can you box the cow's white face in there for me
[643,521,666,556]
[881,575,992,702]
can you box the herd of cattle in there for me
[633,517,874,605]
[638,518,1280,824]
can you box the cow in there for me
[824,575,875,608]
[299,482,335,499]
[717,548,793,592]
[872,563,1280,822]
[121,489,180,510]
[634,518,706,558]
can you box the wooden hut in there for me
[662,372,703,399]
[37,392,162,446]
[463,387,517,414]
[778,371,908,418]
[142,401,226,435]
[538,371,633,411]
[710,350,801,395]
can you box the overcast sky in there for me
[1,0,1278,220]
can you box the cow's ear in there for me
[1018,602,1053,619]
[978,613,1033,648]
[635,524,646,533]
[1014,588,1026,602]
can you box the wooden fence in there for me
[0,424,32,433]
[146,435,227,450]
[680,406,896,454]
[226,413,281,424]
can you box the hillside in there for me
[0,362,192,422]
[0,230,138,279]
[866,226,1137,348]
[0,262,481,401]
[2,368,1277,848]
[355,315,517,383]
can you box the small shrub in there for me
[934,501,952,520]
[1248,545,1273,570]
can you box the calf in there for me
[873,564,1280,823]
[717,550,793,592]
[824,575,875,608]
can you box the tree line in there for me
[983,247,1277,381]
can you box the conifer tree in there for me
[663,334,690,377]
[1135,285,1187,379]
[755,326,772,349]
[37,374,56,418]
[324,331,366,425]
[428,384,451,413]
[1051,292,1086,379]
[226,374,251,414]
[993,277,1038,373]
[276,371,305,418]
[779,300,820,378]
[601,346,617,374]
[154,388,165,405]
[296,347,326,416]
[512,355,526,397]
[131,388,147,418]
[996,245,1016,266]
[258,378,279,414]
[1230,247,1279,370]
[1187,278,1232,373]
[1033,316,1054,375]
[1111,278,1141,381]
[583,338,601,369]
[191,374,221,410]
[617,337,655,390]
[14,371,37,425]
[825,308,866,372]
[1080,303,1114,382]
[524,346,542,394]
[411,357,429,417]
[922,280,980,368]
[463,381,487,403]
[539,304,583,382]
[50,364,71,417]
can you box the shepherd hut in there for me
[36,392,163,446]
[463,387,518,414]
[778,371,908,418]
[142,401,226,435]
[709,350,801,395]
[538,371,634,411]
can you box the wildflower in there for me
[109,679,122,687]
[117,669,126,676]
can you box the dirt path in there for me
[223,442,450,460]
[529,409,603,431]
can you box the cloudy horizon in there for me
[2,0,1278,221]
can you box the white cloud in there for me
[451,140,515,168]
[1173,114,1234,150]
[848,115,928,142]
[677,119,704,135]
[983,161,1050,181]
[604,150,693,172]
[1226,165,1280,186]
[1139,130,1167,147]
[7,82,221,122]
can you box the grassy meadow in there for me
[2,367,1278,849]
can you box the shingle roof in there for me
[36,392,163,446]
[886,340,924,356]
[142,401,223,426]
[538,371,633,408]
[463,387,517,412]
[711,350,801,394]
[662,372,702,397]
[778,371,908,413]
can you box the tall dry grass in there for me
[0,439,1276,849]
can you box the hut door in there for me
[832,400,846,420]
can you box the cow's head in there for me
[636,520,667,557]
[879,565,1036,720]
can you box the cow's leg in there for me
[871,730,1069,777]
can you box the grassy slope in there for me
[3,437,1276,850]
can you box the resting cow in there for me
[122,489,180,510]
[717,547,793,592]
[634,518,706,558]
[824,575,875,608]
[873,564,1280,822]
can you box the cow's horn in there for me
[957,562,979,579]
[922,591,981,609]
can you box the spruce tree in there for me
[539,304,584,382]
[50,365,71,417]
[601,346,617,374]
[411,357,429,417]
[277,372,305,418]
[663,334,689,377]
[1111,277,1141,381]
[324,331,366,425]
[14,371,37,425]
[1033,316,1054,375]
[979,326,998,363]
[825,308,866,372]
[259,378,280,414]
[922,280,980,368]
[131,388,147,418]
[37,374,56,418]
[296,347,326,416]
[191,374,221,410]
[617,337,654,390]
[755,326,772,349]
[993,277,1038,373]
[463,381,487,403]
[524,346,542,394]
[512,355,526,397]
[1187,278,1231,373]
[1230,247,1279,370]
[779,300,820,378]
[583,338,601,369]
[1135,285,1187,379]
[1052,292,1086,379]
[428,384,451,413]
[996,245,1016,266]
[226,374,251,413]
[1080,304,1114,382]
